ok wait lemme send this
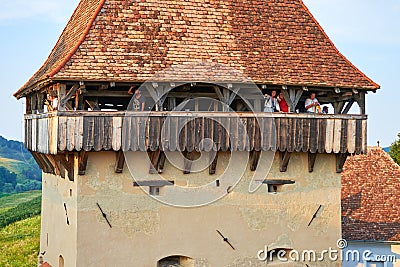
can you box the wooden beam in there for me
[55,154,74,181]
[356,92,366,114]
[78,151,89,175]
[115,150,125,173]
[60,84,79,107]
[249,150,261,171]
[85,99,101,111]
[57,83,67,111]
[148,150,161,174]
[279,151,291,172]
[341,99,355,114]
[227,87,240,106]
[336,153,348,173]
[209,151,218,175]
[308,152,317,172]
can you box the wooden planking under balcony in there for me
[24,111,367,155]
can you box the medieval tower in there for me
[14,0,379,266]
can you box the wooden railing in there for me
[24,111,367,155]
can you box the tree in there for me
[389,133,400,165]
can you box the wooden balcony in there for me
[25,111,367,155]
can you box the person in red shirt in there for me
[277,91,289,112]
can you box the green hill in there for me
[0,136,41,194]
[0,191,41,267]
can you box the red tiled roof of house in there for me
[342,147,400,241]
[14,0,379,98]
[40,262,52,267]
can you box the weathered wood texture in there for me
[25,111,367,155]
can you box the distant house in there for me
[342,147,400,267]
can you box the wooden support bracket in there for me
[308,152,317,173]
[336,153,348,173]
[55,154,75,181]
[60,84,80,107]
[78,151,89,175]
[115,150,125,173]
[279,151,291,172]
[249,150,261,171]
[209,151,219,175]
[183,151,194,174]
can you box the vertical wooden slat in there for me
[362,119,367,153]
[66,117,76,151]
[340,119,348,153]
[347,119,356,154]
[318,119,326,154]
[355,119,362,154]
[325,119,334,153]
[295,118,303,152]
[112,117,122,151]
[309,118,318,153]
[103,117,113,150]
[83,116,95,151]
[333,119,342,153]
[58,116,67,151]
[302,118,310,152]
[139,116,147,151]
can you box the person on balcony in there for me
[322,106,329,114]
[277,91,289,112]
[264,90,280,112]
[45,93,58,112]
[128,87,145,111]
[305,92,321,113]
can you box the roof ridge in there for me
[48,0,106,77]
[299,1,380,89]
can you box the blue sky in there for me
[0,0,399,147]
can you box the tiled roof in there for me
[40,262,52,267]
[342,147,400,241]
[14,0,379,98]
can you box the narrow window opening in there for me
[149,186,160,196]
[216,180,220,187]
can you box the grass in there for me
[0,156,25,176]
[0,191,41,210]
[0,191,42,267]
[0,216,40,267]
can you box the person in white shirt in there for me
[264,90,280,112]
[305,93,320,113]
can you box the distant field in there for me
[0,191,41,267]
[0,156,24,175]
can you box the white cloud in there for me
[0,0,80,23]
[303,0,400,45]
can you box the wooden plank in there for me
[362,119,367,153]
[238,117,246,151]
[230,117,239,151]
[83,116,95,151]
[58,116,67,152]
[355,119,362,154]
[332,119,342,153]
[347,119,356,154]
[279,117,288,152]
[254,117,261,151]
[295,118,303,152]
[94,116,105,151]
[32,118,37,152]
[73,116,83,151]
[309,119,318,153]
[325,119,334,153]
[318,119,326,153]
[302,118,310,152]
[178,116,187,152]
[139,116,148,151]
[340,119,348,153]
[103,117,113,150]
[112,117,122,151]
[66,117,76,151]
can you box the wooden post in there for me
[57,83,67,111]
[280,151,291,172]
[308,152,317,172]
[115,150,125,173]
